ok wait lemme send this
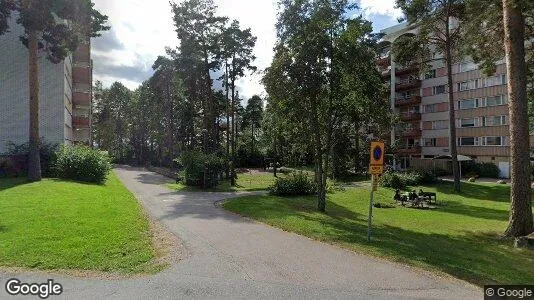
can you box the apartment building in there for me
[0,16,92,154]
[378,23,531,178]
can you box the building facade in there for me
[0,17,92,154]
[378,23,532,178]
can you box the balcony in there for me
[375,56,390,67]
[396,79,422,91]
[73,116,90,128]
[394,146,422,155]
[400,112,421,121]
[73,66,91,84]
[73,92,91,107]
[395,96,421,107]
[395,64,419,76]
[399,128,422,137]
[73,43,90,63]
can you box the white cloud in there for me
[91,0,277,100]
[360,0,403,20]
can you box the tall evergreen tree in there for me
[0,0,109,181]
[393,0,466,192]
[462,0,533,237]
[265,0,387,212]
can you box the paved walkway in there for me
[0,166,481,299]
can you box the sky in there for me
[91,0,403,99]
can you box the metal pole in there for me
[367,175,375,242]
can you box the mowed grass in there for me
[223,181,534,285]
[0,172,158,274]
[167,172,279,192]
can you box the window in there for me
[483,74,506,87]
[425,138,437,147]
[458,81,469,91]
[425,69,436,79]
[458,99,478,110]
[433,85,446,95]
[459,61,477,73]
[425,104,437,113]
[460,118,478,128]
[482,136,505,146]
[483,115,507,126]
[458,137,478,146]
[482,95,507,107]
[432,120,448,130]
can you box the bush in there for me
[0,156,26,178]
[54,145,111,183]
[477,162,500,178]
[277,167,293,175]
[176,150,225,188]
[269,172,317,196]
[461,161,500,178]
[380,172,404,189]
[380,170,436,189]
[6,141,59,177]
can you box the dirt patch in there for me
[145,215,185,269]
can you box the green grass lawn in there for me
[167,172,279,192]
[0,172,159,274]
[223,181,534,285]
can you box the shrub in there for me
[6,141,59,177]
[380,170,436,189]
[269,171,317,196]
[373,202,396,209]
[0,156,26,178]
[54,145,111,183]
[477,162,500,178]
[461,161,500,178]
[277,167,293,175]
[176,150,225,188]
[380,171,404,189]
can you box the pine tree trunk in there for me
[354,120,360,172]
[502,0,533,237]
[230,74,236,187]
[27,31,42,182]
[445,20,460,192]
[225,64,230,179]
[311,97,326,212]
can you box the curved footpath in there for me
[0,166,481,299]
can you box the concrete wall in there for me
[0,17,68,154]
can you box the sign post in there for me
[368,141,385,242]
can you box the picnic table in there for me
[395,190,439,207]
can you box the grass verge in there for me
[223,181,534,285]
[0,172,164,275]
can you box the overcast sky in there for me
[91,0,402,99]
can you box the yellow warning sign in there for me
[369,165,384,175]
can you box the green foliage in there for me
[54,145,111,184]
[380,170,437,189]
[462,162,501,178]
[6,141,59,177]
[0,0,109,62]
[176,150,225,188]
[380,171,404,189]
[477,163,500,178]
[269,172,317,196]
